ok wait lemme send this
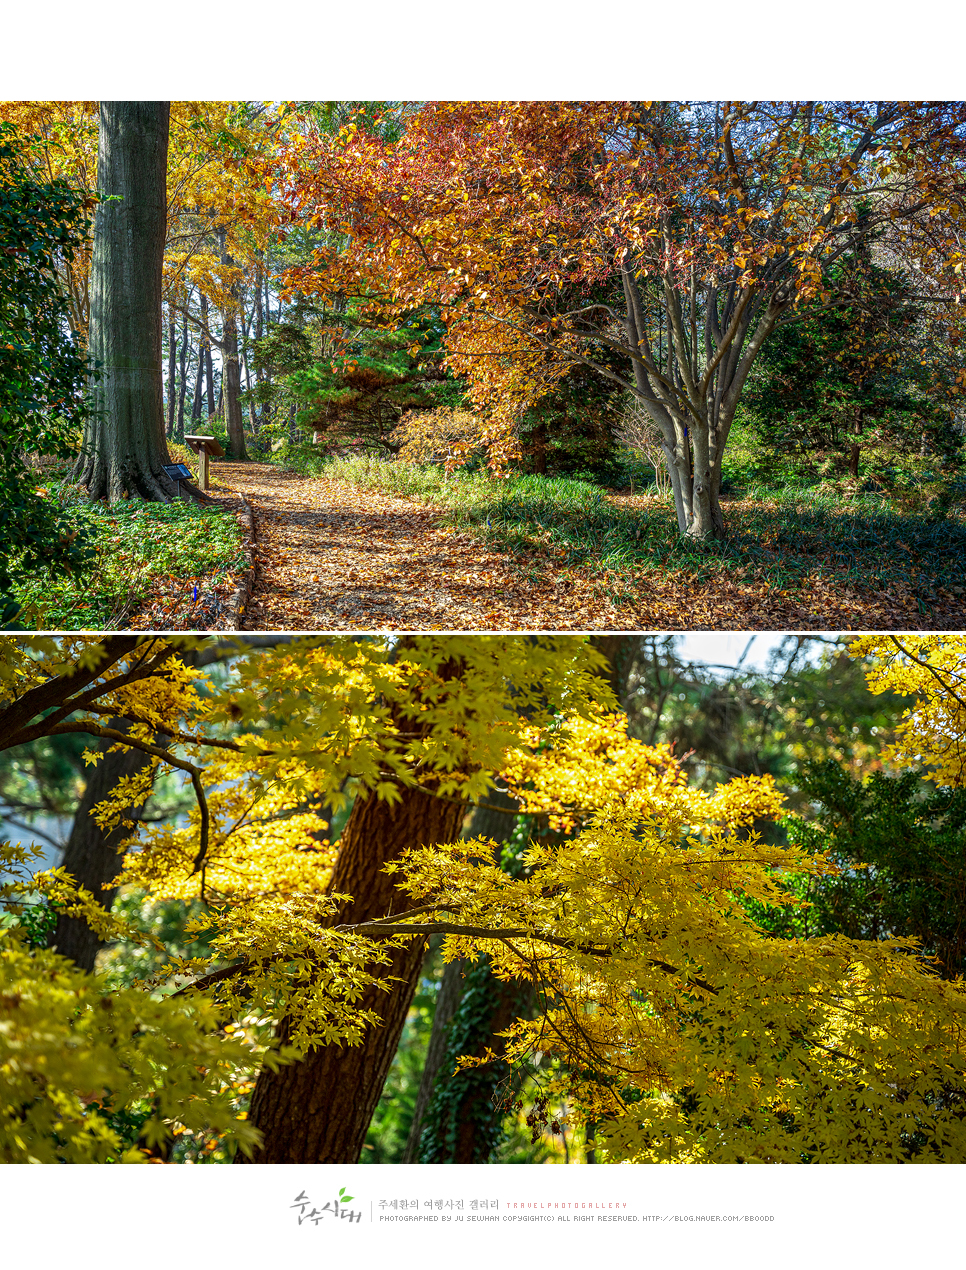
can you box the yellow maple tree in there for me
[3,634,966,1163]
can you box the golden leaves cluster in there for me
[0,100,290,339]
[849,634,966,788]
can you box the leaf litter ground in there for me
[222,463,964,632]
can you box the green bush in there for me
[0,124,95,623]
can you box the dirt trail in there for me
[221,462,618,631]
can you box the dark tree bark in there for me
[218,229,247,458]
[74,102,179,502]
[190,345,204,425]
[402,954,468,1162]
[200,291,216,419]
[254,258,264,343]
[589,635,641,712]
[240,782,465,1163]
[402,791,523,1162]
[166,301,176,437]
[240,291,254,430]
[529,418,548,475]
[849,406,863,478]
[176,306,189,439]
[50,723,159,971]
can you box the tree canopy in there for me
[280,101,966,537]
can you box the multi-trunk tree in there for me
[280,100,966,539]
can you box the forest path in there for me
[221,461,617,630]
[218,462,920,632]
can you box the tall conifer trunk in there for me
[241,649,468,1164]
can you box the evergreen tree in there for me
[744,246,962,486]
[785,761,966,978]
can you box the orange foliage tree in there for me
[279,100,966,539]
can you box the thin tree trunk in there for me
[166,302,176,438]
[850,406,863,478]
[255,260,264,343]
[402,790,527,1163]
[50,723,160,971]
[240,290,254,435]
[219,229,247,458]
[531,418,548,475]
[176,307,189,439]
[191,347,203,425]
[74,101,177,502]
[200,292,216,421]
[402,955,468,1162]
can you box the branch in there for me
[0,636,142,749]
[337,917,719,994]
[698,286,754,398]
[39,721,210,874]
[888,636,966,711]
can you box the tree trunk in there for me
[686,416,717,540]
[219,231,247,459]
[850,406,863,478]
[402,790,529,1163]
[240,782,465,1163]
[408,952,531,1163]
[74,102,177,502]
[166,302,176,437]
[255,259,264,343]
[50,723,160,971]
[176,306,189,439]
[530,418,548,475]
[402,955,468,1162]
[200,292,216,420]
[190,346,203,425]
[240,290,254,434]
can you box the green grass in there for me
[320,454,966,608]
[11,481,246,631]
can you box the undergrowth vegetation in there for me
[317,447,966,613]
[9,470,245,631]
